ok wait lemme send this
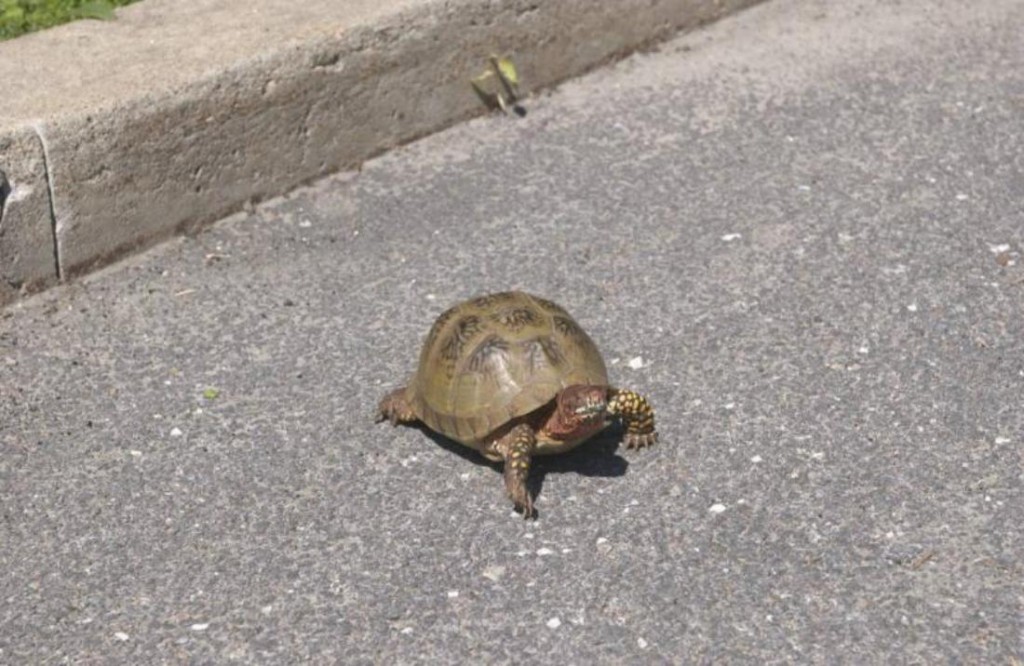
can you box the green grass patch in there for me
[1,0,138,41]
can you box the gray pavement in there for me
[2,0,1023,662]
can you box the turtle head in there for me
[548,384,609,439]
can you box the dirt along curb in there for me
[0,0,761,307]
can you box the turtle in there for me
[376,291,658,518]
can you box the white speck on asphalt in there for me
[995,436,1011,445]
[190,623,209,631]
[536,547,554,556]
[721,233,742,241]
[426,293,436,301]
[114,632,129,642]
[989,243,1011,254]
[907,303,918,312]
[546,617,562,629]
[482,565,506,582]
[596,537,608,545]
[751,455,763,463]
[401,627,414,635]
[857,346,870,355]
[129,450,142,457]
[955,193,969,201]
[261,605,273,615]
[169,427,183,437]
[627,356,645,369]
[637,637,649,649]
[447,590,459,598]
[709,503,727,514]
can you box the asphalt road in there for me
[2,0,1022,662]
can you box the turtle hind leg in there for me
[487,423,537,519]
[607,388,658,449]
[376,387,418,426]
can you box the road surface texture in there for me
[2,0,1022,662]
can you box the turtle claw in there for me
[373,403,398,426]
[508,483,535,519]
[376,388,416,426]
[625,431,658,450]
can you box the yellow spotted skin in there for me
[607,389,658,448]
[489,423,536,518]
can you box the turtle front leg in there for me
[607,388,658,449]
[375,387,418,426]
[488,423,537,519]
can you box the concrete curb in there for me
[0,0,761,307]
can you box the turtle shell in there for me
[407,291,608,447]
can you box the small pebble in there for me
[721,233,742,241]
[637,637,649,649]
[114,632,129,642]
[190,623,209,632]
[751,455,763,463]
[546,617,562,629]
[536,547,554,556]
[169,427,183,438]
[447,590,459,598]
[627,356,645,370]
[709,503,727,514]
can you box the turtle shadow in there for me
[415,423,629,515]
